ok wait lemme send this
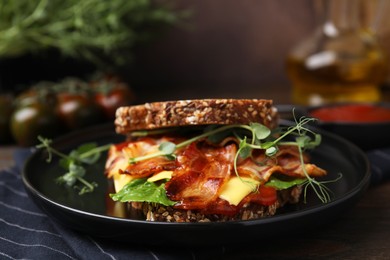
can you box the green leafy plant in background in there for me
[0,0,184,67]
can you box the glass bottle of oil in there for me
[286,0,388,106]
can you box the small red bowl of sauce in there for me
[307,103,390,150]
[309,104,390,123]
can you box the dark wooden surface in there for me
[0,146,14,171]
[224,182,390,259]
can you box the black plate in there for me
[22,123,370,246]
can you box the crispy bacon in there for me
[106,135,327,215]
[271,146,327,177]
[106,136,181,178]
[236,145,326,183]
[122,157,175,178]
[105,144,129,178]
[165,142,236,209]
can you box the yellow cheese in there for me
[147,171,173,182]
[113,173,134,192]
[219,176,260,206]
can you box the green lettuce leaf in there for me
[265,176,307,190]
[109,178,176,206]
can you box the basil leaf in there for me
[265,176,307,190]
[110,178,176,206]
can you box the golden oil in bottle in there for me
[287,42,388,105]
[286,0,389,106]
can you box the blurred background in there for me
[1,0,390,145]
[126,0,390,104]
[2,0,388,101]
[127,0,317,103]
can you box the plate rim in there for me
[21,122,371,240]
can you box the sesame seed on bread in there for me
[114,99,279,134]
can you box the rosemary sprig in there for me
[0,0,184,66]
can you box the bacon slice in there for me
[271,145,327,177]
[105,143,130,178]
[106,136,181,178]
[165,142,236,209]
[106,135,327,214]
[123,156,176,178]
[237,145,326,183]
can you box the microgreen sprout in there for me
[128,124,256,164]
[298,143,337,204]
[128,114,341,203]
[36,136,111,195]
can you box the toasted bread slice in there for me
[125,185,302,222]
[115,99,278,134]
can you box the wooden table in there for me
[0,145,15,171]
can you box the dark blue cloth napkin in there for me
[1,147,389,259]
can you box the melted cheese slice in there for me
[147,171,173,182]
[113,173,134,192]
[108,154,134,192]
[114,170,173,193]
[219,176,260,206]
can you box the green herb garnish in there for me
[265,176,308,190]
[110,178,176,206]
[128,116,341,203]
[0,0,185,66]
[36,136,111,194]
[36,113,341,203]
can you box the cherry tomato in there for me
[0,93,14,144]
[56,92,102,130]
[10,103,61,146]
[15,82,57,108]
[92,77,135,120]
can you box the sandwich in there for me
[105,99,327,222]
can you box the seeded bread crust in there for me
[115,99,279,134]
[127,186,302,222]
